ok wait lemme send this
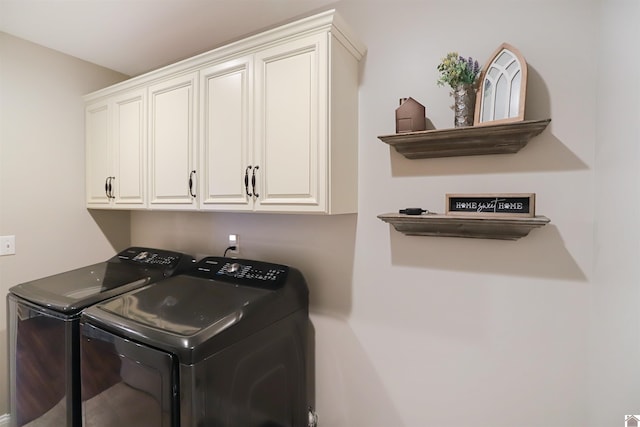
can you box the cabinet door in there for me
[85,100,112,207]
[254,33,328,212]
[199,57,252,211]
[112,89,147,208]
[148,73,198,209]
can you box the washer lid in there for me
[9,262,165,314]
[88,275,271,338]
[82,256,308,364]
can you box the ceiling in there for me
[0,0,339,76]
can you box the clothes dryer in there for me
[7,247,195,427]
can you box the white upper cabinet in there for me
[199,56,253,211]
[112,90,146,207]
[148,72,198,210]
[85,89,146,208]
[84,9,365,214]
[86,100,111,207]
[253,33,326,212]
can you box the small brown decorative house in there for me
[396,97,426,133]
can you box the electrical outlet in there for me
[228,234,239,256]
[0,235,16,256]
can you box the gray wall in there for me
[1,0,639,425]
[0,33,130,415]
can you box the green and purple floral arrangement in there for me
[437,52,481,89]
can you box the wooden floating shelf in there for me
[378,213,550,240]
[377,119,551,159]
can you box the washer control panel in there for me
[193,257,289,289]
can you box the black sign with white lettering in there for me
[446,194,535,217]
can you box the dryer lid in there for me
[8,247,193,314]
[9,262,164,314]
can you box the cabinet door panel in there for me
[86,102,111,207]
[200,58,251,210]
[113,90,146,207]
[149,74,197,208]
[264,54,312,196]
[255,34,327,212]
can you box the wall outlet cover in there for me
[0,235,16,256]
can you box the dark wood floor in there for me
[15,316,121,426]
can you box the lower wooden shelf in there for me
[378,213,550,240]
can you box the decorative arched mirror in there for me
[474,43,527,126]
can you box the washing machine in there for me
[7,247,195,427]
[79,256,311,427]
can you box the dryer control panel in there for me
[112,247,194,274]
[192,257,289,289]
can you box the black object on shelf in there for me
[398,208,428,215]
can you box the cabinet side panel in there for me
[329,35,359,214]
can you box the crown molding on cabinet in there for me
[84,9,365,102]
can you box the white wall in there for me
[130,1,638,426]
[591,0,640,424]
[0,33,130,414]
